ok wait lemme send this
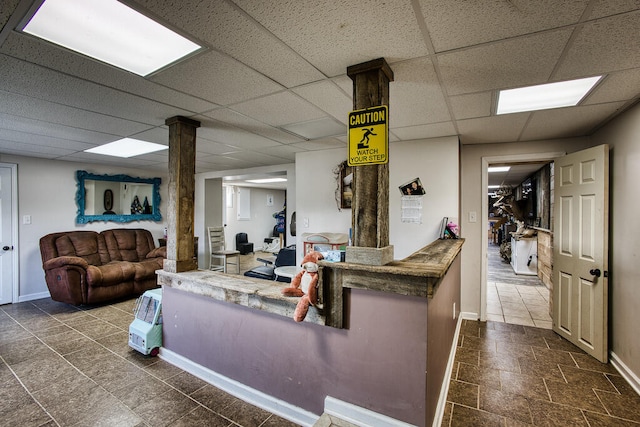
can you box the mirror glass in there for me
[76,170,162,223]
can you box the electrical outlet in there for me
[303,217,309,228]
[468,211,477,223]
[23,215,31,225]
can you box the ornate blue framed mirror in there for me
[76,170,162,223]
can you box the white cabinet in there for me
[511,236,538,275]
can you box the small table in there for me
[273,266,301,281]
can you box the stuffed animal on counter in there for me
[282,251,324,322]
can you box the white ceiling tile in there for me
[389,57,451,127]
[521,102,626,140]
[196,140,240,156]
[290,138,346,151]
[457,114,531,144]
[151,50,284,106]
[419,0,588,52]
[449,92,493,120]
[136,0,325,88]
[231,92,326,127]
[282,117,345,140]
[584,69,640,104]
[0,90,151,136]
[292,81,352,123]
[554,11,640,80]
[391,122,457,141]
[588,0,640,19]
[231,0,429,77]
[438,29,574,96]
[0,34,218,113]
[201,109,304,144]
[197,120,282,150]
[0,113,114,145]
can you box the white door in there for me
[0,165,15,305]
[553,144,609,362]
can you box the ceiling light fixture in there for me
[488,166,511,173]
[497,76,602,115]
[22,0,203,76]
[246,178,287,184]
[85,138,167,158]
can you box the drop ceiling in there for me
[1,0,639,174]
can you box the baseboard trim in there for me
[324,396,416,427]
[160,348,320,427]
[431,314,463,427]
[461,311,478,320]
[18,291,51,303]
[610,351,640,396]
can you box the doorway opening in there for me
[481,154,561,329]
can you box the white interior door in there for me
[553,144,609,362]
[0,165,15,305]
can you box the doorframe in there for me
[0,162,19,304]
[480,152,565,321]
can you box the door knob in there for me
[2,246,11,251]
[589,268,601,277]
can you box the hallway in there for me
[486,242,552,329]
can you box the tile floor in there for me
[0,297,298,427]
[486,243,552,329]
[442,319,640,426]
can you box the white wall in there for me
[295,135,460,262]
[223,186,286,252]
[0,155,168,301]
[592,102,640,380]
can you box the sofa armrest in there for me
[43,256,89,271]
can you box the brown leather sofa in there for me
[39,228,166,305]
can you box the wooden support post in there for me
[347,58,394,249]
[163,116,200,273]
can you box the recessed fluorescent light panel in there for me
[497,76,602,115]
[246,178,287,184]
[488,166,511,173]
[85,138,168,158]
[22,0,203,76]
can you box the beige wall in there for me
[459,138,593,317]
[0,155,168,300]
[296,135,460,262]
[592,101,640,378]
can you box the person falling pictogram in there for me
[358,128,376,149]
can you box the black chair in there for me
[244,247,296,282]
[235,232,254,255]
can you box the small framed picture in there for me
[399,177,425,196]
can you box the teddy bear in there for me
[282,251,324,322]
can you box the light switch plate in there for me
[469,211,477,223]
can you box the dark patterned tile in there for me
[216,398,272,427]
[527,399,588,426]
[499,371,549,401]
[453,345,480,366]
[571,353,618,375]
[545,379,607,413]
[262,413,301,427]
[480,351,522,373]
[190,384,237,412]
[457,362,501,390]
[165,371,208,395]
[495,340,536,359]
[532,347,576,366]
[479,386,532,424]
[607,374,640,396]
[595,389,640,423]
[447,380,479,408]
[144,359,185,380]
[518,358,565,382]
[460,335,498,353]
[450,404,505,426]
[168,406,231,427]
[582,411,640,426]
[559,365,617,393]
[543,336,582,353]
[133,388,199,427]
[111,374,172,410]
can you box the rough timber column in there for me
[347,58,394,248]
[164,116,200,273]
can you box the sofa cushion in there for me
[103,229,155,262]
[86,261,136,288]
[53,232,108,266]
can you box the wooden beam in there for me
[347,58,394,248]
[164,116,200,273]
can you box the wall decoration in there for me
[399,177,425,195]
[401,196,423,223]
[333,160,353,210]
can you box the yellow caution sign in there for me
[348,105,388,166]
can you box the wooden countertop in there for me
[318,238,464,299]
